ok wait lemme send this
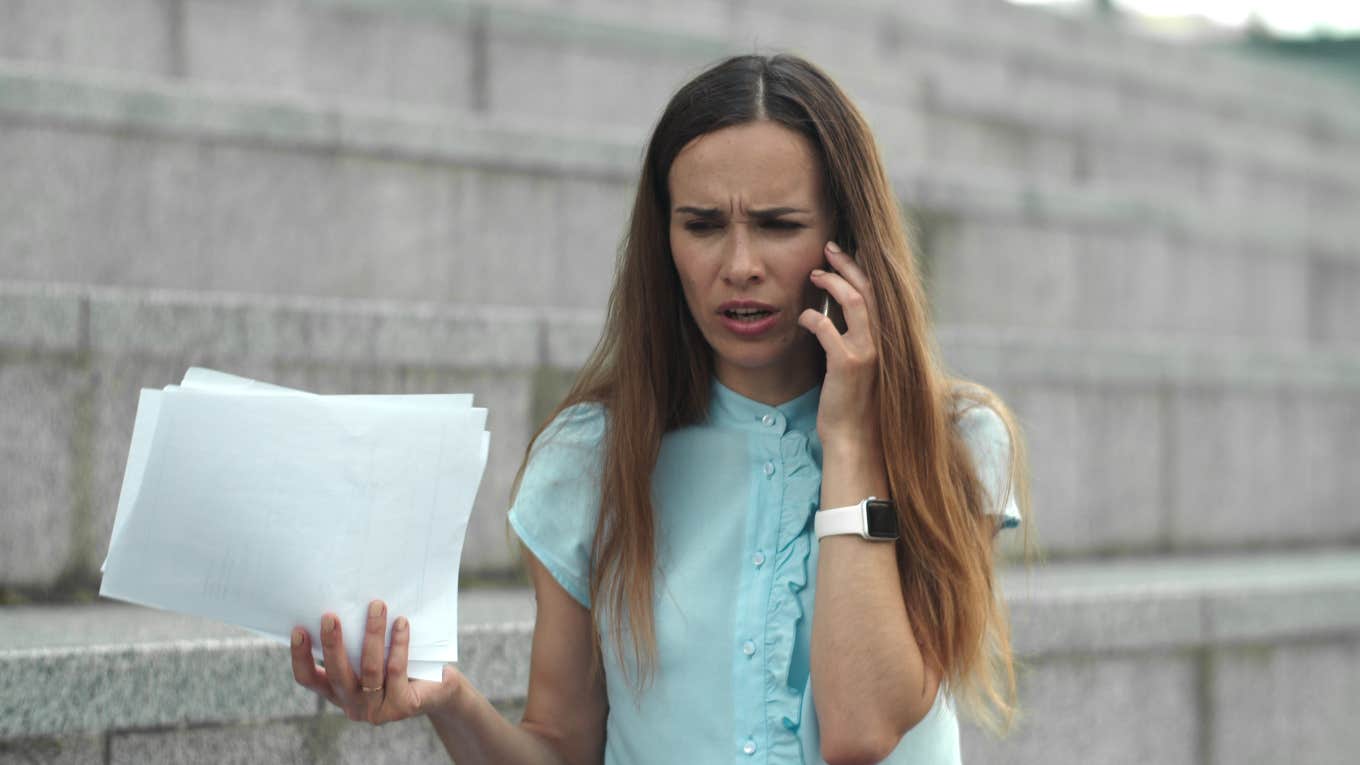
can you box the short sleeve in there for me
[956,404,1022,532]
[507,402,607,607]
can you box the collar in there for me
[707,376,822,435]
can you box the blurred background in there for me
[1,0,1357,762]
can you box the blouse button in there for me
[742,740,757,756]
[742,640,756,657]
[752,551,765,567]
[761,413,776,427]
[763,461,775,477]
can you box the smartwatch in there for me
[814,497,899,541]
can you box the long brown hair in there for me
[511,53,1036,734]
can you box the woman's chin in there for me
[711,339,807,377]
[702,320,820,376]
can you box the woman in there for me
[290,53,1033,764]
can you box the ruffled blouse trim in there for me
[763,429,819,761]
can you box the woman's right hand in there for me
[290,599,465,725]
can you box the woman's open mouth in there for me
[723,307,775,322]
[717,302,780,337]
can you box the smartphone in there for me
[819,282,847,334]
[819,239,850,334]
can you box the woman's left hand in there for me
[797,240,882,455]
[291,599,464,725]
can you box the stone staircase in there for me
[2,0,1358,762]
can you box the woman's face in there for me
[668,120,834,396]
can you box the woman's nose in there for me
[721,229,764,285]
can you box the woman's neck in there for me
[714,350,825,407]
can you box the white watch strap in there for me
[815,498,870,540]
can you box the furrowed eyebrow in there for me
[674,206,721,218]
[673,206,810,218]
[748,207,810,218]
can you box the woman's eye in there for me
[762,220,803,231]
[684,220,720,232]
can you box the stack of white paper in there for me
[99,367,490,682]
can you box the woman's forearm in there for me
[811,439,936,763]
[425,681,573,765]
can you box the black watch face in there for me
[865,499,898,540]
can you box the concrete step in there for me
[4,0,1358,143]
[0,0,727,129]
[3,549,1358,763]
[3,280,1359,589]
[3,1,1359,229]
[2,63,1357,346]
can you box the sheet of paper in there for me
[104,369,476,566]
[171,368,469,677]
[100,369,487,680]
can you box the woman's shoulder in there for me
[947,392,1022,529]
[945,382,1012,445]
[510,401,609,608]
[951,399,1008,443]
[534,400,608,453]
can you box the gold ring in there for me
[360,685,383,694]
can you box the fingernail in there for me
[322,615,336,634]
[292,629,303,647]
[811,269,825,277]
[369,601,383,620]
[395,617,408,633]
[826,241,843,254]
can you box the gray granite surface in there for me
[3,551,1359,741]
[0,587,535,652]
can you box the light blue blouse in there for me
[508,378,1021,765]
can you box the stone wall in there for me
[5,279,1359,596]
[4,554,1358,764]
